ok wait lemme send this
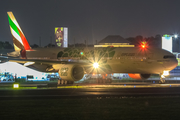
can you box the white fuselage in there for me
[8,47,178,74]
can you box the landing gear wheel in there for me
[58,79,61,85]
[58,80,73,85]
[60,80,64,84]
[103,79,106,83]
[96,79,99,83]
[67,81,74,84]
[106,78,112,83]
[96,79,103,84]
[99,79,103,83]
[64,80,67,85]
[159,73,166,84]
[159,79,165,84]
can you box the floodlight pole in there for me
[172,34,179,52]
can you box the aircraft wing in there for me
[8,57,91,65]
[0,56,93,72]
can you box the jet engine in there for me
[128,73,151,80]
[58,64,84,81]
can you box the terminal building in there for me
[94,35,134,47]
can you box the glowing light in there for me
[141,45,145,48]
[93,62,99,69]
[24,62,35,67]
[13,84,19,88]
[174,34,178,38]
[141,41,147,49]
[80,52,84,55]
[163,70,169,76]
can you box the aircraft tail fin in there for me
[7,11,31,51]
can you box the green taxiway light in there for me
[80,52,84,55]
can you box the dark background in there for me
[1,0,180,46]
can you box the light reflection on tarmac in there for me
[1,82,180,99]
[1,82,180,89]
[57,83,180,89]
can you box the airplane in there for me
[0,11,178,84]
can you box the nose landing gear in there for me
[159,77,165,84]
[159,71,169,84]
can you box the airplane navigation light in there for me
[141,44,146,48]
[80,52,84,55]
[163,70,169,76]
[140,41,148,49]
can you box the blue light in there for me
[134,86,136,88]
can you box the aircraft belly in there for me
[109,60,165,74]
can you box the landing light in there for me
[163,70,169,76]
[93,62,99,69]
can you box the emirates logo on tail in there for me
[7,12,31,51]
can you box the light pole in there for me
[172,34,179,53]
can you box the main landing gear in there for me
[96,78,112,84]
[95,74,112,84]
[159,77,165,84]
[58,79,74,85]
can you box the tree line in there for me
[126,34,162,48]
[0,34,163,49]
[0,41,13,49]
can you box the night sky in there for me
[1,0,180,46]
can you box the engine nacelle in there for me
[58,64,84,81]
[128,73,151,80]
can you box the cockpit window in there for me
[163,55,176,59]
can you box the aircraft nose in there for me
[171,58,178,69]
